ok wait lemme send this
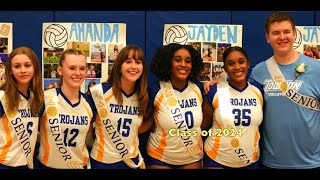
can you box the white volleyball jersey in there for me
[147,80,203,165]
[38,88,94,169]
[0,90,39,167]
[204,82,263,168]
[90,83,142,164]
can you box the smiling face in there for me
[120,49,143,86]
[266,20,296,56]
[223,50,249,89]
[170,48,192,87]
[58,54,87,90]
[11,54,35,89]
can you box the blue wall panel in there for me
[316,11,320,25]
[0,11,55,66]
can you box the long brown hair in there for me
[106,45,148,117]
[3,46,44,116]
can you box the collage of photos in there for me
[189,42,230,82]
[0,37,9,87]
[303,44,320,60]
[0,53,7,87]
[43,41,125,93]
[43,47,63,90]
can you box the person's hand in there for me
[203,79,218,95]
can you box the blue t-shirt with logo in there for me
[249,53,320,169]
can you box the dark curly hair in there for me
[151,43,203,81]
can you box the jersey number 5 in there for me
[117,118,132,137]
[232,109,251,126]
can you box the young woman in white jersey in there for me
[89,45,148,169]
[37,49,95,169]
[139,43,211,169]
[202,46,263,169]
[0,46,44,169]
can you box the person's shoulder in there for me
[100,82,112,93]
[301,53,320,65]
[79,91,87,97]
[189,79,202,88]
[80,91,94,104]
[248,81,263,94]
[252,60,267,70]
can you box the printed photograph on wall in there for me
[202,42,217,62]
[84,79,100,95]
[43,47,63,64]
[108,63,113,76]
[108,43,124,63]
[212,62,227,82]
[43,64,60,79]
[0,37,8,54]
[188,42,201,55]
[303,44,320,60]
[86,63,102,79]
[0,68,5,87]
[199,62,211,81]
[67,41,90,57]
[0,53,8,87]
[44,79,60,90]
[163,24,242,82]
[217,43,231,62]
[0,23,13,86]
[295,26,320,61]
[91,42,106,63]
[42,23,126,92]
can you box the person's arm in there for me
[85,93,97,148]
[85,119,95,148]
[37,117,43,143]
[138,105,155,134]
[37,103,46,142]
[203,79,218,95]
[201,98,213,131]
